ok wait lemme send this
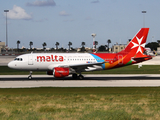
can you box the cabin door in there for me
[28,55,33,65]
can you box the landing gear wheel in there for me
[72,74,78,79]
[78,74,84,80]
[28,71,32,80]
[28,76,32,80]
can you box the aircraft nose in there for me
[8,61,15,69]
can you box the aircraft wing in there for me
[58,61,107,72]
[69,61,106,68]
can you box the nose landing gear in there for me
[28,71,32,80]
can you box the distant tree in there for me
[128,39,132,42]
[68,41,72,51]
[81,42,85,47]
[94,41,98,49]
[51,48,55,51]
[55,42,60,50]
[29,41,33,50]
[98,45,107,51]
[59,47,65,52]
[70,47,76,51]
[17,40,20,51]
[107,39,111,51]
[81,47,85,52]
[157,40,160,43]
[157,40,160,46]
[42,42,47,49]
[80,42,86,52]
[145,42,159,51]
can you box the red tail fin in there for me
[120,28,149,56]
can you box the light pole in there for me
[142,11,146,27]
[4,10,9,51]
[91,33,96,53]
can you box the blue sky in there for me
[0,0,160,49]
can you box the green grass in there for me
[1,65,160,75]
[0,87,159,119]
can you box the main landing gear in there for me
[72,73,84,80]
[28,71,32,80]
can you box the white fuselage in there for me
[8,53,103,71]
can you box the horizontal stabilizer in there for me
[132,56,152,61]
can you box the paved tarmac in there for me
[0,56,15,66]
[0,74,160,88]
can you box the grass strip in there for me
[0,87,159,119]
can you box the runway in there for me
[0,74,160,88]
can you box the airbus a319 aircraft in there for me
[8,28,152,79]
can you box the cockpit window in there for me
[14,58,23,61]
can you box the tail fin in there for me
[120,28,149,56]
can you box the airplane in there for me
[8,28,152,80]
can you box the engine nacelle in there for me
[53,67,70,78]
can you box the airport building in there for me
[112,44,127,53]
[0,42,5,53]
[156,47,160,55]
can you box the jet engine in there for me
[47,67,70,78]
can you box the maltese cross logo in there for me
[131,36,145,54]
